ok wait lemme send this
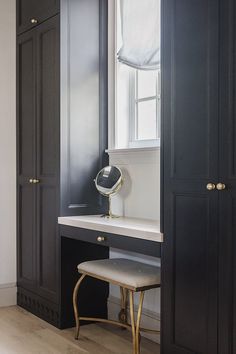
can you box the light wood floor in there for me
[0,306,160,354]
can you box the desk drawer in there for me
[60,225,161,258]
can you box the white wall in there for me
[108,148,161,343]
[109,149,160,220]
[0,0,16,306]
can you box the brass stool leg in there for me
[129,290,136,354]
[119,287,128,325]
[73,274,86,340]
[135,291,145,354]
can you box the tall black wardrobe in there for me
[161,0,236,353]
[16,0,108,326]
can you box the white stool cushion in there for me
[77,258,161,291]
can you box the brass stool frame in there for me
[73,274,160,354]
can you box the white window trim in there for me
[108,1,160,152]
[108,1,117,150]
[106,146,160,165]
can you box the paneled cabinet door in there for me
[17,30,37,293]
[218,0,236,353]
[35,16,60,303]
[17,0,59,34]
[161,0,219,353]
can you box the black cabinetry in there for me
[218,0,236,352]
[16,0,108,326]
[161,0,236,353]
[17,14,60,305]
[17,0,59,34]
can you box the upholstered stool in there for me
[73,258,160,354]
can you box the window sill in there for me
[106,146,160,165]
[106,146,160,155]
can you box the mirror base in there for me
[100,213,120,219]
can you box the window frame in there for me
[129,69,161,148]
[108,1,161,151]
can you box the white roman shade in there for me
[117,0,160,70]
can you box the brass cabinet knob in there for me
[32,179,40,184]
[206,183,216,191]
[97,236,106,242]
[216,183,226,191]
[31,18,38,24]
[29,178,40,184]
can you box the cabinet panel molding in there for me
[37,186,58,302]
[17,185,36,288]
[168,0,219,181]
[172,194,216,353]
[17,0,60,35]
[37,20,59,178]
[17,33,36,178]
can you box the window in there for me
[108,1,161,150]
[129,68,161,147]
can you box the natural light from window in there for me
[113,0,161,150]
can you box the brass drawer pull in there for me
[31,18,38,24]
[97,236,106,242]
[29,178,40,184]
[32,179,40,184]
[216,183,226,191]
[206,183,216,191]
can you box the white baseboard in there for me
[108,295,160,344]
[0,283,17,307]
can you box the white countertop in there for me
[58,215,163,243]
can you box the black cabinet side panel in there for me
[218,0,236,353]
[60,0,108,216]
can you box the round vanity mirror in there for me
[95,166,123,218]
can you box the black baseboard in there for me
[17,287,60,328]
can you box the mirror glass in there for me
[95,166,123,196]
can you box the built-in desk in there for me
[58,215,163,258]
[58,216,162,328]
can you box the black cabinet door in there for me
[218,0,236,353]
[161,0,220,353]
[17,16,60,303]
[35,16,60,303]
[17,0,59,34]
[17,29,37,293]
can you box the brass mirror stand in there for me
[102,194,118,219]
